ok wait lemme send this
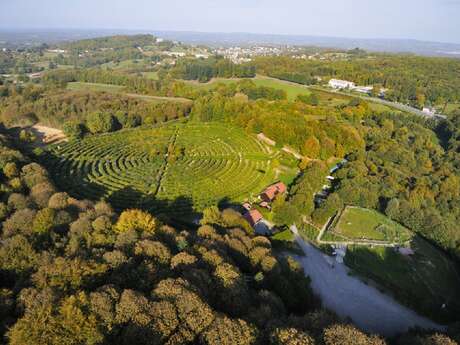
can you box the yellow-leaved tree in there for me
[115,209,156,234]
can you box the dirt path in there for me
[29,124,67,146]
[290,225,445,336]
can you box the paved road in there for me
[290,225,445,336]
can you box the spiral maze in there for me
[41,122,276,217]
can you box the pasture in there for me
[331,206,412,244]
[40,122,279,218]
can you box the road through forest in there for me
[290,225,445,336]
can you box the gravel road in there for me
[290,225,445,336]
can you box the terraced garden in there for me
[40,122,278,218]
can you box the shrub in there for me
[63,121,85,139]
[86,111,116,134]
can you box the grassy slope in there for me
[334,207,411,242]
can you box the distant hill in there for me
[153,31,460,57]
[1,29,460,57]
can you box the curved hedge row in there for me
[41,122,276,216]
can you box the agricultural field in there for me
[328,206,413,244]
[345,236,460,322]
[40,122,281,219]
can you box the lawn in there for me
[345,236,460,323]
[333,206,412,243]
[67,82,125,93]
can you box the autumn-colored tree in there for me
[115,209,156,234]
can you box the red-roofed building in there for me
[261,182,287,203]
[244,209,263,226]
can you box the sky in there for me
[1,0,460,43]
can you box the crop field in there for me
[330,206,413,244]
[40,122,278,218]
[345,236,460,322]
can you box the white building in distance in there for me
[328,79,356,89]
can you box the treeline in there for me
[191,84,365,160]
[0,127,455,344]
[0,85,191,128]
[252,55,460,106]
[60,34,157,52]
[172,57,256,82]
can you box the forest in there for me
[1,33,460,344]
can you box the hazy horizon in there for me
[1,0,460,44]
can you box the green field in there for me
[345,236,460,322]
[40,122,280,218]
[67,82,192,104]
[186,76,313,101]
[67,82,125,93]
[332,206,412,243]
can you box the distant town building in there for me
[156,38,164,43]
[328,79,356,89]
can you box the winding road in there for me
[290,225,445,336]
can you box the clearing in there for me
[328,206,412,244]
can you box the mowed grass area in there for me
[333,206,412,243]
[67,82,125,93]
[67,82,192,104]
[41,122,280,218]
[345,236,460,323]
[185,76,313,101]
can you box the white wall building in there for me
[328,79,356,89]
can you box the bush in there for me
[86,111,116,134]
[63,121,85,139]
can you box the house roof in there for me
[261,182,287,201]
[244,209,263,226]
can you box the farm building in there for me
[328,79,356,89]
[244,209,264,227]
[261,182,287,202]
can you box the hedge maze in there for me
[41,122,276,218]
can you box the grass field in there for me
[332,206,412,243]
[345,236,460,323]
[186,76,313,101]
[67,82,125,93]
[41,122,283,218]
[66,82,192,104]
